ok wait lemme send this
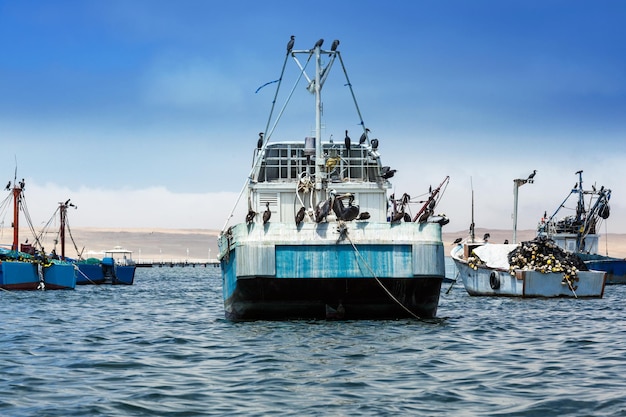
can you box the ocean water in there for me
[1,263,625,416]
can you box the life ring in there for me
[489,271,500,290]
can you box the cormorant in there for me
[295,207,306,226]
[4,181,10,191]
[371,138,379,150]
[331,39,340,51]
[344,130,351,156]
[246,210,256,225]
[527,170,537,181]
[453,237,462,244]
[286,35,295,53]
[314,38,324,49]
[381,166,396,179]
[257,132,263,150]
[483,233,490,242]
[403,213,412,222]
[263,202,271,225]
[504,239,509,244]
[359,128,370,145]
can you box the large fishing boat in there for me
[217,37,449,320]
[537,170,626,284]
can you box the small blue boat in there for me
[217,37,449,320]
[75,247,136,285]
[538,170,626,285]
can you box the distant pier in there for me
[135,259,220,268]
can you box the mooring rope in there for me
[339,225,423,320]
[73,264,98,285]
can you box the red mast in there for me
[12,184,21,252]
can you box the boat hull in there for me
[43,262,76,290]
[451,246,606,298]
[577,254,626,285]
[75,263,135,285]
[75,263,106,285]
[219,221,445,320]
[0,260,40,290]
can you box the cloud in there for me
[5,181,245,232]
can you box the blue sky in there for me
[1,1,625,235]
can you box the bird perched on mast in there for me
[286,35,295,53]
[359,128,370,145]
[313,38,324,49]
[527,170,537,183]
[331,39,340,51]
[257,132,264,150]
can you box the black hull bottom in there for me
[224,277,443,321]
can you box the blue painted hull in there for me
[578,254,626,285]
[43,262,76,290]
[75,263,135,285]
[0,260,40,290]
[220,222,445,320]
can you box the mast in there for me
[314,43,323,193]
[60,201,67,260]
[12,184,20,252]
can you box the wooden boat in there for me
[537,170,626,284]
[451,239,606,298]
[0,179,75,290]
[217,37,449,320]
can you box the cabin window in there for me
[255,142,380,183]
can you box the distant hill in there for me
[443,228,626,258]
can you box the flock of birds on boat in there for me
[243,35,435,229]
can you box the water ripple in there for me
[1,268,626,416]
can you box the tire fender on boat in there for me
[489,271,500,290]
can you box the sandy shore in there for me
[8,226,626,262]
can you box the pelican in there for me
[331,39,340,51]
[286,35,295,53]
[332,194,360,221]
[356,212,370,221]
[263,202,271,224]
[295,206,306,226]
[315,190,336,223]
[359,128,370,145]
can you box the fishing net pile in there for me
[507,237,587,278]
[467,237,587,280]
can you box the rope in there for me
[74,264,99,285]
[341,225,423,320]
